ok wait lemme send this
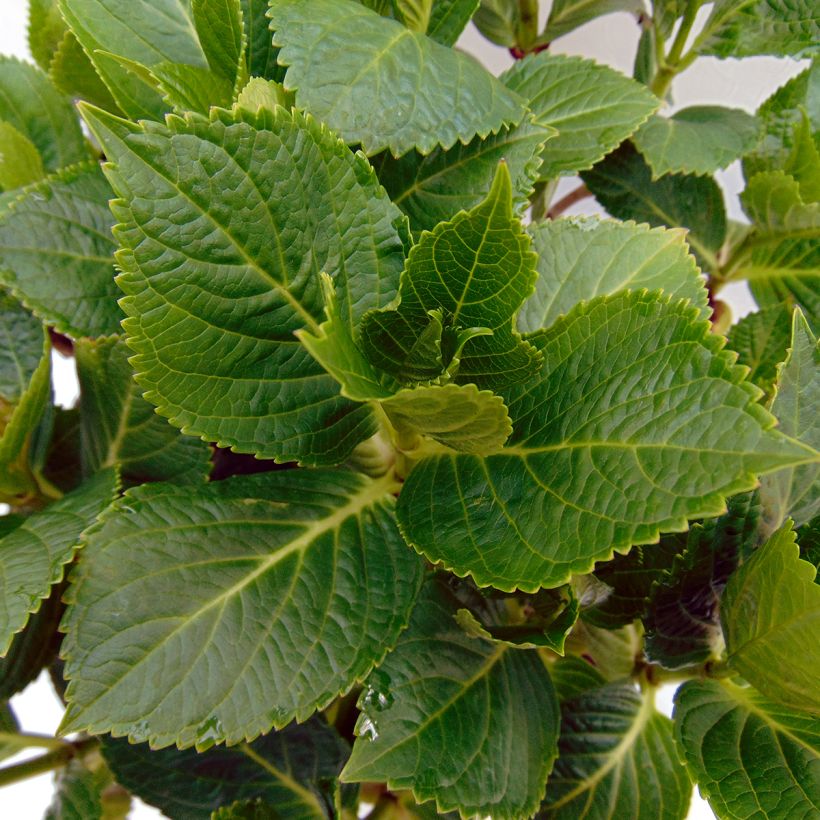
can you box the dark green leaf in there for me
[342,579,560,819]
[41,407,83,494]
[46,753,127,820]
[547,655,607,702]
[502,53,658,179]
[798,514,820,570]
[240,0,284,81]
[193,0,245,88]
[80,103,409,464]
[0,162,122,338]
[269,0,527,156]
[674,679,820,820]
[398,291,814,592]
[61,470,423,746]
[427,0,480,45]
[103,718,350,819]
[726,303,793,394]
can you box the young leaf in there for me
[541,0,642,41]
[361,162,541,390]
[374,117,554,233]
[519,216,709,333]
[472,0,518,47]
[674,679,820,820]
[0,467,118,655]
[80,104,409,465]
[721,522,820,714]
[49,30,120,112]
[742,170,820,237]
[103,718,350,819]
[0,56,88,172]
[537,682,691,819]
[341,579,560,819]
[759,309,819,529]
[726,303,793,394]
[427,0,480,45]
[240,0,284,81]
[0,162,122,339]
[397,291,817,592]
[582,143,727,271]
[501,53,658,179]
[60,470,423,747]
[0,122,45,191]
[268,0,527,156]
[28,0,68,72]
[193,0,246,89]
[633,106,761,179]
[75,337,212,486]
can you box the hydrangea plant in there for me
[0,0,818,818]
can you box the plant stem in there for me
[650,0,702,99]
[0,736,99,788]
[547,184,591,218]
[515,0,540,52]
[0,731,69,751]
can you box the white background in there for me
[0,0,809,817]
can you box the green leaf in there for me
[236,78,291,114]
[582,142,727,270]
[472,0,518,47]
[0,56,88,173]
[674,679,820,820]
[537,682,692,819]
[427,0,480,45]
[397,290,817,592]
[49,31,121,112]
[212,800,279,820]
[58,0,207,120]
[742,169,820,236]
[61,470,423,746]
[394,0,434,31]
[0,293,51,502]
[0,162,122,339]
[633,106,761,179]
[547,655,607,702]
[103,718,350,819]
[726,303,794,394]
[46,753,126,820]
[269,0,527,157]
[0,122,45,191]
[758,309,819,530]
[501,53,658,179]
[697,0,819,60]
[0,702,20,763]
[541,0,642,41]
[81,103,409,465]
[193,0,246,88]
[361,162,541,390]
[75,336,212,486]
[28,0,69,72]
[519,216,709,333]
[722,522,820,714]
[341,578,560,819]
[798,514,820,570]
[0,467,118,655]
[240,0,284,81]
[41,407,83,494]
[374,116,554,233]
[643,492,761,669]
[564,621,642,681]
[150,62,235,115]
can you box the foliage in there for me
[0,1,818,818]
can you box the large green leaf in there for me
[0,162,121,339]
[361,162,540,390]
[633,106,761,178]
[0,122,44,191]
[0,57,88,172]
[697,0,819,60]
[726,303,793,394]
[501,53,658,179]
[397,291,817,592]
[520,216,708,333]
[759,309,819,529]
[721,522,820,714]
[582,143,727,271]
[269,0,527,156]
[80,103,409,465]
[0,467,118,656]
[75,337,212,486]
[341,579,560,819]
[103,718,350,819]
[541,0,642,41]
[674,679,820,820]
[374,117,553,233]
[537,682,691,819]
[61,470,423,747]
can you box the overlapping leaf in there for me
[537,682,691,819]
[726,303,793,393]
[269,0,527,156]
[61,470,423,747]
[0,123,44,191]
[28,0,68,72]
[721,522,820,714]
[520,216,708,332]
[75,337,211,486]
[501,53,658,179]
[0,162,121,338]
[342,579,560,819]
[240,0,284,81]
[674,679,820,820]
[397,291,817,592]
[103,718,350,819]
[0,467,117,656]
[81,103,409,464]
[49,30,120,112]
[46,754,126,820]
[633,106,761,178]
